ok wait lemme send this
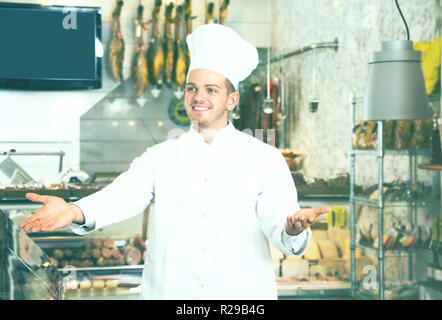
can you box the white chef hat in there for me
[186,24,259,91]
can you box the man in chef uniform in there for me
[20,24,330,299]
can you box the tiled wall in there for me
[272,0,441,186]
[0,0,270,183]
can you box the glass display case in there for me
[0,210,62,299]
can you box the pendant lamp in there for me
[362,1,430,120]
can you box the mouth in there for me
[191,105,210,112]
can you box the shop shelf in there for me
[350,149,431,156]
[353,243,432,256]
[349,93,440,300]
[351,196,439,208]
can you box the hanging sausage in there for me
[109,0,125,82]
[205,1,215,24]
[219,0,229,25]
[184,0,193,35]
[163,2,175,88]
[146,0,165,98]
[131,2,148,97]
[183,0,193,78]
[173,5,188,98]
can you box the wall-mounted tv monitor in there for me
[0,2,102,90]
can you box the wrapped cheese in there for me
[303,237,321,260]
[317,240,339,259]
[320,259,347,278]
[282,260,309,278]
[312,230,329,241]
[328,227,349,257]
[342,237,351,258]
[309,264,327,278]
[285,255,303,261]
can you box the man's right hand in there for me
[19,193,85,233]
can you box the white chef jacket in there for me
[71,122,311,300]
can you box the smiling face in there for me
[184,68,239,133]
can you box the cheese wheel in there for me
[312,230,329,241]
[328,227,348,255]
[282,260,309,278]
[317,240,339,259]
[303,237,321,260]
[342,237,351,258]
[309,264,327,278]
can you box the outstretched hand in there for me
[19,193,84,233]
[285,206,331,236]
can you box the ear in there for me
[226,92,240,111]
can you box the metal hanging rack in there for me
[1,150,65,173]
[258,38,339,67]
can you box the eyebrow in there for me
[186,82,221,88]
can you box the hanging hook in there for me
[395,0,410,40]
[263,0,274,114]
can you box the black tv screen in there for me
[0,2,102,89]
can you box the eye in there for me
[186,86,196,92]
[208,87,217,94]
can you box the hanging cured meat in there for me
[131,3,148,96]
[109,0,125,82]
[147,0,165,96]
[173,5,188,93]
[205,2,215,24]
[183,0,193,79]
[184,0,193,35]
[219,0,229,25]
[163,2,175,88]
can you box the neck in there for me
[192,121,229,144]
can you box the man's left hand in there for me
[285,206,332,236]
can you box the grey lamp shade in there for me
[362,40,430,120]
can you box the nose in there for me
[191,89,207,104]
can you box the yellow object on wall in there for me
[327,206,346,228]
[414,38,441,95]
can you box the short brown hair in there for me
[225,79,235,95]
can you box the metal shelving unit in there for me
[349,93,440,300]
